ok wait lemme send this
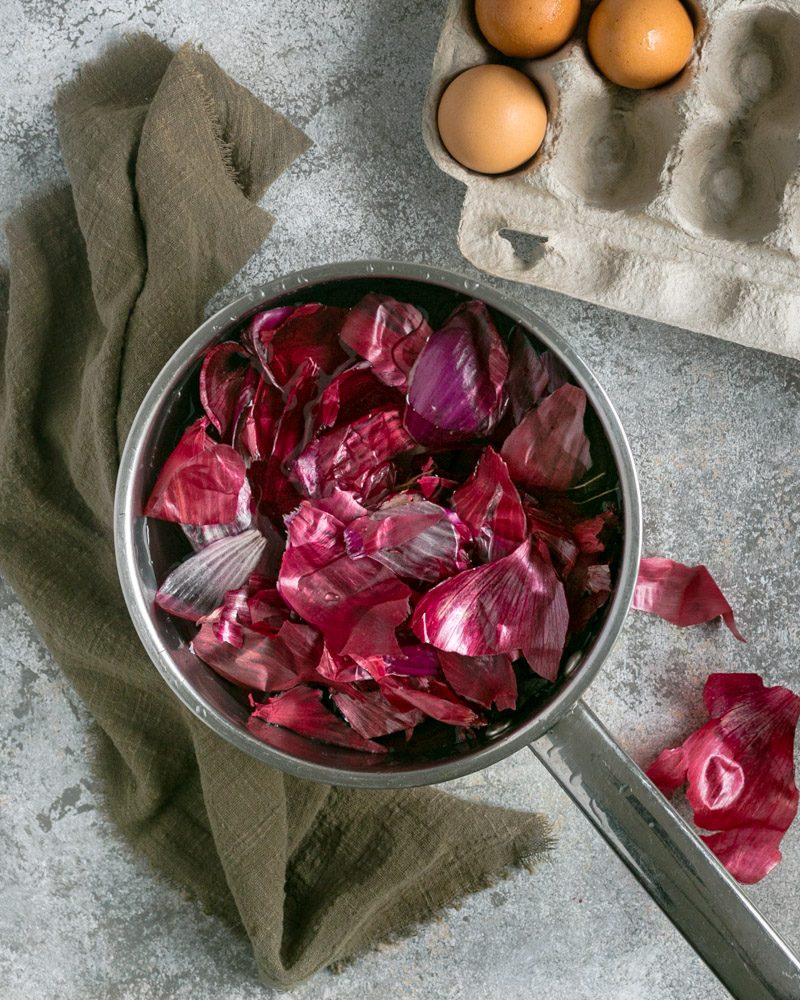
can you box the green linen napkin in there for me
[0,36,552,987]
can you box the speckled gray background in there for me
[1,2,798,999]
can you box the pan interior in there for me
[126,270,630,783]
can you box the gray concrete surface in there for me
[1,2,798,998]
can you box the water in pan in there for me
[424,0,800,359]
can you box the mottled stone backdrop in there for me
[1,2,798,998]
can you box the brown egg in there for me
[476,0,581,58]
[437,65,548,174]
[588,0,695,90]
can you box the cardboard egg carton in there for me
[423,0,800,360]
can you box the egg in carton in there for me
[423,0,800,359]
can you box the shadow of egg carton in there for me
[423,0,800,359]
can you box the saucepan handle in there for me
[529,698,800,1000]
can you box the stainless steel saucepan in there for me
[115,261,800,999]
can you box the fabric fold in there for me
[0,36,551,986]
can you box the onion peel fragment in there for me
[647,673,800,883]
[633,557,745,641]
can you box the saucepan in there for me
[114,261,800,999]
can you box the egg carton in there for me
[423,0,800,360]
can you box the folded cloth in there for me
[0,36,552,987]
